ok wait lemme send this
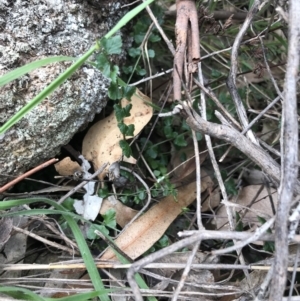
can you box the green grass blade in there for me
[45,291,110,301]
[99,234,158,301]
[0,56,75,87]
[0,0,155,135]
[104,0,155,39]
[114,253,158,301]
[0,198,110,301]
[0,46,97,135]
[0,286,45,301]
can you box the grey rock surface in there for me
[0,0,130,186]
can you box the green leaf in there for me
[61,197,75,211]
[123,86,136,100]
[164,125,174,139]
[147,49,155,58]
[119,140,132,157]
[136,66,146,76]
[196,132,202,141]
[146,147,158,159]
[235,212,244,231]
[102,35,122,55]
[126,124,135,136]
[154,170,160,177]
[102,208,117,229]
[134,33,146,44]
[138,190,146,200]
[224,178,238,195]
[110,65,119,82]
[96,53,110,70]
[98,186,109,198]
[174,134,187,147]
[122,65,133,74]
[159,166,167,174]
[149,33,161,43]
[149,158,159,169]
[118,122,128,135]
[87,224,109,240]
[108,82,122,100]
[123,103,133,117]
[114,104,125,122]
[257,216,275,252]
[102,62,111,78]
[128,47,141,57]
[249,0,254,8]
[157,234,169,248]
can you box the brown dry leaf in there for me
[100,196,138,228]
[82,89,153,180]
[215,185,277,230]
[153,252,217,301]
[54,157,82,176]
[0,218,13,250]
[170,138,208,184]
[101,181,202,261]
[199,168,220,212]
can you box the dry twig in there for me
[269,0,300,299]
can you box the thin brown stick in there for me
[0,158,58,194]
[12,225,79,255]
[55,163,107,205]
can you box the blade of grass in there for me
[0,0,155,135]
[0,198,157,300]
[0,286,45,301]
[115,254,158,301]
[0,286,110,301]
[0,46,97,135]
[0,198,110,301]
[45,291,111,301]
[0,56,75,87]
[98,231,158,301]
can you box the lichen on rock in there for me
[0,0,130,186]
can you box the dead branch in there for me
[269,0,300,299]
[184,109,300,195]
[227,0,262,145]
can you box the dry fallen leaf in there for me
[54,157,82,176]
[199,168,220,212]
[82,89,153,180]
[101,181,204,261]
[0,218,13,250]
[100,196,138,228]
[153,252,216,301]
[215,185,278,231]
[170,138,208,185]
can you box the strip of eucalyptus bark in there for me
[185,111,300,195]
[173,0,200,101]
